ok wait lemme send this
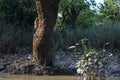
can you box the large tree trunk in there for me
[33,0,59,66]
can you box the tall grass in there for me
[0,23,33,53]
[0,22,120,53]
[53,22,120,51]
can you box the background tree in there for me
[100,0,120,24]
[59,0,88,29]
[33,0,60,66]
[76,7,99,28]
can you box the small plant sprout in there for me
[103,42,109,52]
[68,42,81,56]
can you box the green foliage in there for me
[57,0,99,29]
[76,8,98,28]
[100,0,120,22]
[59,0,85,10]
[0,0,36,25]
[59,0,89,28]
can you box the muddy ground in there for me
[0,52,74,75]
[0,50,120,77]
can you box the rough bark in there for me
[33,0,59,66]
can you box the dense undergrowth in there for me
[0,21,120,53]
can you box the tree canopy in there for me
[100,0,120,23]
[59,0,89,28]
[0,0,36,25]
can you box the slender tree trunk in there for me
[33,0,59,66]
[70,15,77,29]
[70,8,78,29]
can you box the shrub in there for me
[74,39,113,80]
